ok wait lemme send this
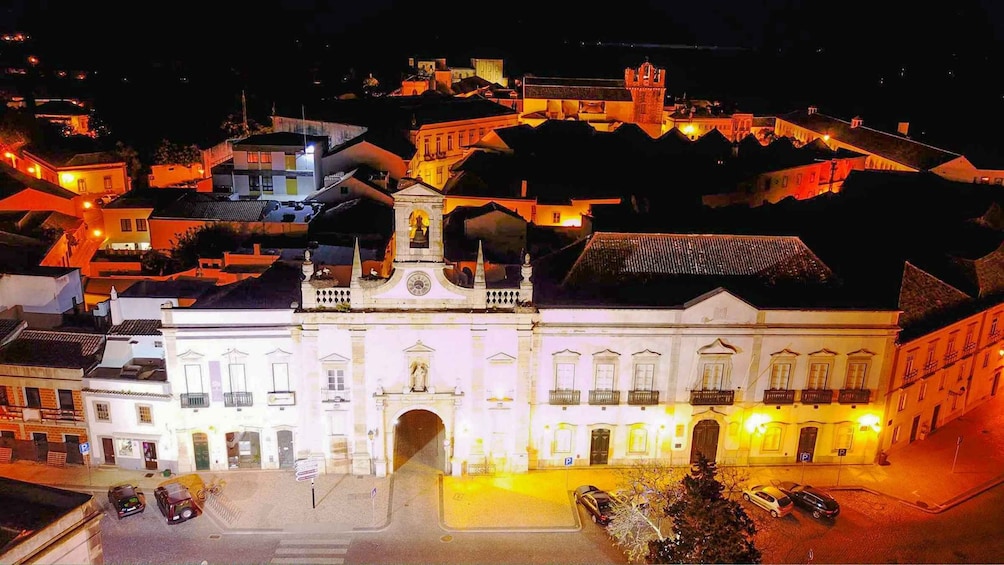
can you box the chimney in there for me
[253,242,261,255]
[520,179,528,198]
[110,286,123,326]
[897,122,910,137]
[807,106,818,115]
[850,116,863,129]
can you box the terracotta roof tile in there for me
[0,330,104,369]
[108,319,162,336]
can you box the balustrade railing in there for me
[588,390,621,405]
[627,390,659,405]
[799,389,834,404]
[689,389,735,406]
[549,390,581,405]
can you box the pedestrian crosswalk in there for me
[269,537,350,565]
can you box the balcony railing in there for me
[838,389,870,404]
[799,389,834,404]
[322,388,351,403]
[549,390,581,405]
[224,391,253,407]
[41,407,85,422]
[180,393,209,408]
[904,368,919,382]
[627,390,660,405]
[589,390,621,405]
[763,389,795,404]
[944,351,959,365]
[923,361,938,376]
[989,330,1001,343]
[689,389,735,406]
[962,342,977,357]
[0,405,84,422]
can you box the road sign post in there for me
[564,456,573,491]
[79,443,91,486]
[800,452,811,483]
[294,459,321,509]
[952,436,963,473]
[836,448,847,486]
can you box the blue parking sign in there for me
[564,456,573,466]
[79,442,90,455]
[800,452,811,462]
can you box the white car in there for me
[742,484,794,518]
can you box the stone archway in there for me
[392,409,445,472]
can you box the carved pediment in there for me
[404,340,436,354]
[808,348,838,357]
[846,348,876,357]
[552,349,581,357]
[320,352,350,363]
[632,349,662,357]
[266,348,293,358]
[178,349,204,361]
[770,348,800,357]
[592,349,621,357]
[222,348,249,360]
[697,338,738,355]
[487,352,517,363]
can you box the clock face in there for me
[407,272,432,296]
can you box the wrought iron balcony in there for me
[180,393,209,408]
[799,389,834,404]
[763,389,795,404]
[944,351,959,365]
[41,407,85,422]
[838,389,870,404]
[989,330,1001,342]
[627,390,660,405]
[923,361,938,376]
[689,389,735,406]
[549,389,581,405]
[322,388,351,403]
[589,390,621,405]
[962,342,977,357]
[224,391,253,407]
[904,368,919,382]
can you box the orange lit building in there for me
[664,102,753,142]
[32,99,93,137]
[0,162,80,216]
[19,145,130,198]
[521,61,667,137]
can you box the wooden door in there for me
[589,429,610,465]
[909,415,921,442]
[193,433,210,471]
[102,437,115,465]
[690,420,720,464]
[796,427,818,462]
[931,404,942,433]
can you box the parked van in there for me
[154,481,201,524]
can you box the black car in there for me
[574,485,618,526]
[107,483,146,519]
[776,481,840,519]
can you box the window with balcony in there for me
[137,404,153,425]
[272,363,290,392]
[991,316,999,337]
[768,362,792,389]
[701,362,725,390]
[807,363,829,390]
[628,427,648,454]
[593,359,616,391]
[25,387,40,408]
[897,391,907,411]
[182,364,207,408]
[918,381,928,402]
[326,367,346,391]
[845,361,868,389]
[423,138,430,159]
[555,362,575,390]
[94,401,110,422]
[447,134,454,151]
[0,387,7,406]
[633,363,654,391]
[120,218,132,232]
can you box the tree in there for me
[647,455,761,564]
[140,249,176,276]
[114,141,146,189]
[153,139,202,166]
[220,114,271,139]
[608,461,686,563]
[169,223,246,270]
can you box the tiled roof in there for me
[897,262,971,328]
[33,100,89,116]
[523,76,633,102]
[777,110,960,171]
[234,132,328,148]
[103,187,192,210]
[0,162,77,200]
[0,319,25,345]
[23,146,123,168]
[153,197,272,222]
[117,278,217,299]
[190,261,302,309]
[0,329,104,369]
[752,116,776,128]
[280,95,516,130]
[108,319,162,336]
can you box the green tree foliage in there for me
[0,108,38,151]
[169,223,246,270]
[114,141,146,188]
[153,139,202,166]
[140,249,176,276]
[647,455,761,564]
[608,461,686,563]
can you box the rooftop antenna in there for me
[241,90,248,136]
[301,103,307,151]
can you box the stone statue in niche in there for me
[410,361,429,392]
[409,211,429,248]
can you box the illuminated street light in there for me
[92,229,103,238]
[82,201,93,210]
[61,173,75,184]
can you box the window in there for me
[807,363,829,389]
[247,151,259,163]
[701,362,724,390]
[447,134,454,151]
[423,138,430,157]
[25,387,41,408]
[120,218,132,232]
[436,166,443,185]
[135,218,147,232]
[892,425,901,443]
[0,387,7,406]
[58,389,74,410]
[795,173,802,185]
[984,352,990,368]
[552,212,561,224]
[249,176,261,191]
[769,362,791,389]
[137,405,153,425]
[103,176,113,190]
[326,367,346,391]
[628,428,647,453]
[918,381,928,402]
[78,179,87,192]
[94,402,110,422]
[782,176,789,187]
[904,353,915,375]
[939,372,947,390]
[33,432,48,443]
[262,175,274,193]
[458,131,466,147]
[435,136,442,155]
[272,363,290,392]
[555,363,575,390]
[553,427,573,453]
[340,186,349,195]
[594,363,615,391]
[834,425,854,450]
[991,316,1000,336]
[260,152,272,164]
[184,364,203,393]
[154,341,163,348]
[897,391,907,411]
[633,364,654,391]
[763,427,782,451]
[846,362,868,389]
[926,343,937,365]
[229,364,247,392]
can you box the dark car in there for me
[154,481,201,524]
[107,483,146,519]
[574,485,618,526]
[777,481,840,519]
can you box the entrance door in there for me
[690,420,720,464]
[796,427,818,462]
[277,430,294,468]
[101,437,116,465]
[589,429,610,465]
[142,442,158,470]
[393,409,445,472]
[64,435,82,465]
[909,415,921,443]
[193,433,210,471]
[931,404,942,433]
[993,371,1000,397]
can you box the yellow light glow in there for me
[92,229,102,238]
[858,414,881,432]
[745,413,771,433]
[682,124,695,135]
[3,152,11,158]
[560,218,582,228]
[82,201,93,209]
[60,173,75,183]
[823,134,830,141]
[26,166,35,173]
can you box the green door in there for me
[193,432,210,471]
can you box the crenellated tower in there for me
[624,60,667,136]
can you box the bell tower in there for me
[392,178,444,265]
[624,60,667,136]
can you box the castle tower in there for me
[624,61,667,136]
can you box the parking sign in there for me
[837,448,847,457]
[564,456,573,466]
[800,452,811,462]
[79,442,90,455]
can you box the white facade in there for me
[0,270,82,315]
[231,136,325,201]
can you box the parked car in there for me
[154,481,201,524]
[107,483,145,519]
[742,484,794,518]
[776,481,840,519]
[574,485,618,526]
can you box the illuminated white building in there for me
[157,179,900,476]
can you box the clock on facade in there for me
[406,272,432,296]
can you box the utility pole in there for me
[241,90,249,136]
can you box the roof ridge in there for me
[815,112,960,156]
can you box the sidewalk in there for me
[2,395,1002,532]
